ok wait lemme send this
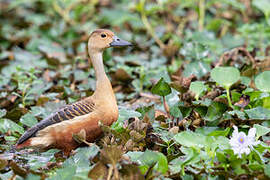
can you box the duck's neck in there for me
[89,50,113,96]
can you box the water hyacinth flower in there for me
[229,126,260,158]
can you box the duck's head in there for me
[88,29,132,52]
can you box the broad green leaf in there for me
[126,151,143,162]
[151,78,171,97]
[194,106,208,117]
[174,131,208,148]
[61,146,99,179]
[180,146,201,165]
[48,165,76,180]
[231,159,246,175]
[204,101,227,121]
[227,110,246,120]
[254,124,270,138]
[169,105,181,118]
[207,127,230,137]
[192,98,212,106]
[20,113,38,127]
[253,0,270,19]
[210,67,240,88]
[248,163,264,171]
[128,150,168,174]
[138,150,168,174]
[26,173,40,180]
[189,81,206,100]
[169,147,200,175]
[255,71,270,92]
[245,107,270,120]
[211,136,230,150]
[183,61,211,78]
[216,152,227,163]
[25,149,59,171]
[0,119,24,134]
[178,106,192,118]
[241,76,251,86]
[154,152,168,174]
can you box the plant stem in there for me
[226,87,233,108]
[52,1,75,26]
[199,0,205,32]
[140,0,165,49]
[162,96,171,118]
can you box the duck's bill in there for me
[110,36,132,47]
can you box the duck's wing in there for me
[16,99,95,146]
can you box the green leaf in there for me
[255,71,270,92]
[265,164,270,178]
[0,109,6,118]
[61,146,99,179]
[216,152,227,163]
[245,107,270,120]
[138,149,158,166]
[169,105,181,118]
[241,76,251,86]
[253,0,270,19]
[20,113,38,127]
[227,110,246,120]
[26,173,40,180]
[207,127,230,137]
[210,67,240,88]
[151,78,171,97]
[183,61,211,79]
[25,149,59,171]
[4,136,17,142]
[154,152,168,174]
[128,150,168,174]
[47,165,76,180]
[178,106,192,118]
[263,97,270,109]
[174,131,209,148]
[0,119,24,134]
[169,147,200,175]
[111,107,141,132]
[254,124,270,138]
[211,136,230,150]
[189,81,206,100]
[204,101,227,121]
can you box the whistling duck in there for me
[16,29,132,154]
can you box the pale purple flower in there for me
[229,126,260,158]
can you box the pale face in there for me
[88,29,132,52]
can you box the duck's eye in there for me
[101,34,106,38]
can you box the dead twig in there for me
[216,47,256,68]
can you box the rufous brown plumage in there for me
[15,29,132,155]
